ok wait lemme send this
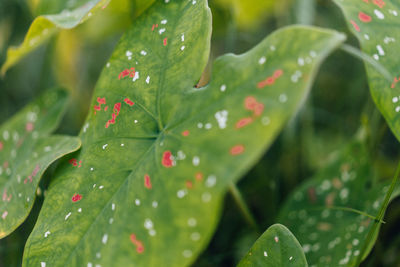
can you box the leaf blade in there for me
[238,224,308,267]
[0,88,81,238]
[23,1,345,266]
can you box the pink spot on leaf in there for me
[144,174,152,189]
[230,145,245,156]
[162,151,173,168]
[359,12,372,22]
[130,234,144,254]
[124,98,135,106]
[236,117,253,129]
[182,130,190,137]
[72,194,82,202]
[350,20,361,32]
[26,122,34,132]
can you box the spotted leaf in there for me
[22,1,345,266]
[238,224,307,267]
[278,142,398,266]
[333,0,400,142]
[0,0,110,75]
[0,88,81,238]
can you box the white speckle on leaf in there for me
[140,50,147,56]
[377,45,385,56]
[132,71,140,82]
[201,192,211,203]
[374,9,385,19]
[146,76,150,84]
[102,234,108,244]
[192,156,200,166]
[188,218,197,227]
[220,84,226,92]
[65,212,72,220]
[258,56,266,65]
[44,231,50,238]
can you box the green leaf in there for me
[278,142,398,266]
[0,0,110,75]
[238,224,308,267]
[22,1,345,266]
[333,0,400,142]
[0,88,81,239]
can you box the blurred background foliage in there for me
[0,0,399,266]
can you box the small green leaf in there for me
[333,0,400,142]
[278,142,397,266]
[22,1,345,266]
[0,88,81,239]
[238,224,308,267]
[0,0,110,75]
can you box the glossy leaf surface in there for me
[334,0,400,142]
[23,1,345,266]
[278,142,396,266]
[0,88,81,238]
[238,224,307,267]
[1,0,110,75]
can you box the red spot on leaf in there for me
[350,20,360,32]
[69,158,78,166]
[26,122,34,132]
[105,103,121,128]
[373,0,385,8]
[186,180,193,189]
[195,172,203,181]
[273,69,283,79]
[182,130,190,137]
[236,117,253,129]
[230,145,245,155]
[144,174,152,189]
[24,165,40,184]
[72,193,82,202]
[359,12,372,22]
[254,103,264,116]
[119,68,135,80]
[104,106,108,111]
[2,189,11,202]
[162,151,173,168]
[94,97,106,113]
[245,96,257,111]
[0,142,3,151]
[130,234,144,254]
[257,69,283,88]
[163,38,168,46]
[124,98,135,106]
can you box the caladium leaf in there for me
[238,224,307,267]
[22,1,345,266]
[0,88,81,239]
[333,0,400,142]
[0,0,110,75]
[278,142,398,266]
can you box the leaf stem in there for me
[355,159,400,266]
[340,44,392,82]
[229,182,260,235]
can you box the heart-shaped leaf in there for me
[22,1,345,266]
[238,224,307,267]
[278,142,398,266]
[0,0,110,75]
[333,0,400,142]
[0,88,81,239]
